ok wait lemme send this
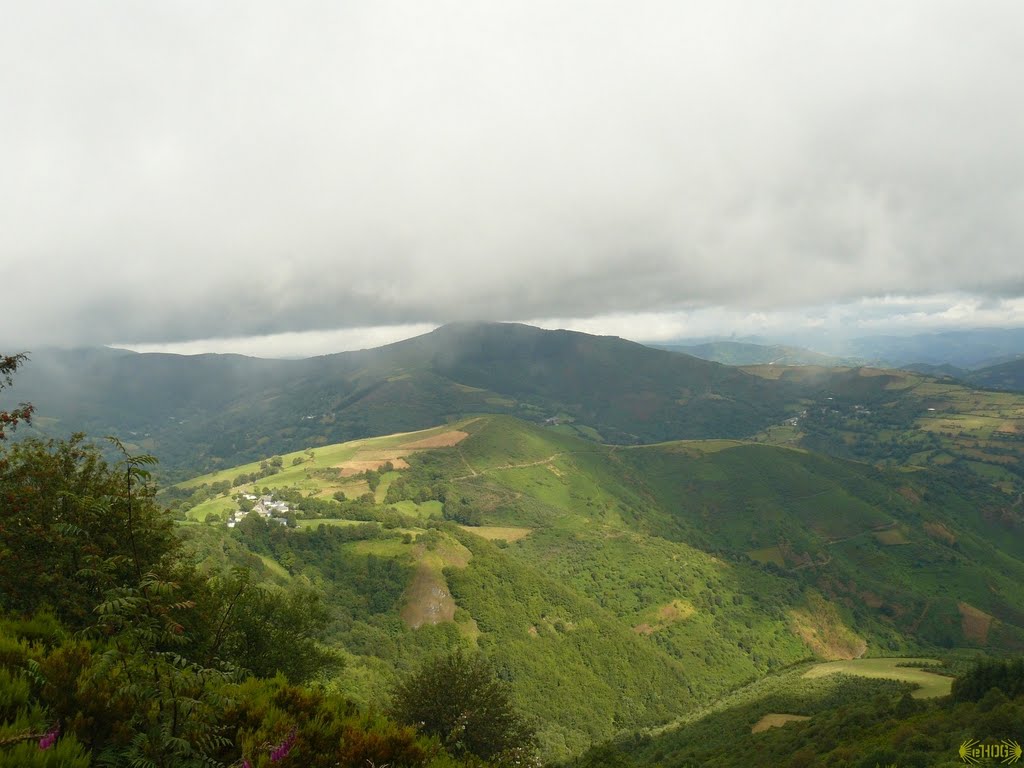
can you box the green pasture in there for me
[295,518,371,529]
[389,499,444,518]
[802,657,951,699]
[176,421,471,490]
[187,495,238,522]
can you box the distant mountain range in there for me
[657,331,1024,394]
[964,357,1024,391]
[654,327,1024,372]
[842,327,1024,369]
[654,341,861,367]
[7,323,1024,486]
[5,323,797,479]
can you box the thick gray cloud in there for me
[2,1,1023,348]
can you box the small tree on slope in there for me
[389,649,537,765]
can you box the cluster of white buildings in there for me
[226,493,290,528]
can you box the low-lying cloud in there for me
[3,1,1023,349]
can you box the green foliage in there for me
[583,666,1024,768]
[951,657,1024,703]
[967,357,1024,392]
[0,610,492,768]
[0,434,176,629]
[776,368,1024,488]
[164,414,1024,761]
[390,650,537,764]
[0,714,90,768]
[12,323,1024,767]
[0,353,33,440]
[0,376,493,768]
[214,573,340,683]
[447,533,697,758]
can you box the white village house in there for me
[226,494,289,528]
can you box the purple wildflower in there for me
[269,725,297,762]
[38,722,60,750]
[241,760,252,768]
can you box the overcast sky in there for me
[3,1,1023,356]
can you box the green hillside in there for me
[576,656,1024,768]
[170,415,1024,760]
[967,357,1024,392]
[745,364,1024,490]
[12,326,1024,499]
[7,324,797,480]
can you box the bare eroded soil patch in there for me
[334,457,410,475]
[897,486,922,503]
[634,599,696,635]
[958,602,993,644]
[401,430,469,449]
[789,593,866,660]
[401,564,455,629]
[873,527,910,545]
[924,521,957,545]
[751,714,810,733]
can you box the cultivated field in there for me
[458,525,533,542]
[178,421,476,521]
[802,657,952,699]
[750,713,810,733]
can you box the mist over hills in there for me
[9,322,1024,501]
[841,328,1024,370]
[656,329,1024,405]
[965,357,1024,392]
[657,326,1024,371]
[8,323,798,479]
[653,341,860,368]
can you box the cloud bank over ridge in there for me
[2,1,1023,350]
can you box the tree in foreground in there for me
[389,649,537,766]
[0,353,33,439]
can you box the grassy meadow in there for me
[802,657,952,699]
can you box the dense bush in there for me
[390,650,538,765]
